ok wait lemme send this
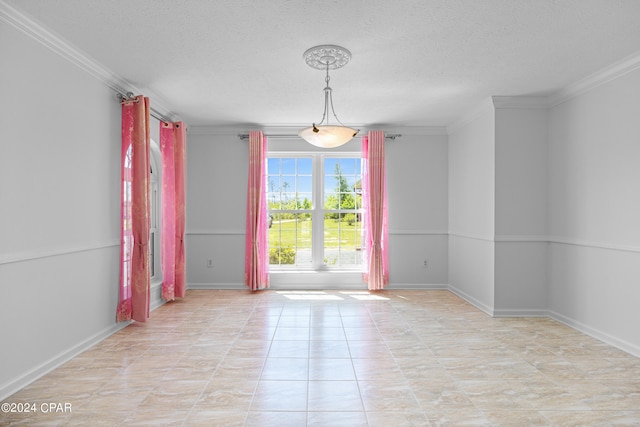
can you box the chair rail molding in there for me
[0,239,120,265]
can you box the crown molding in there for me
[188,124,447,137]
[549,49,640,107]
[446,97,495,135]
[187,125,299,136]
[0,0,177,121]
[372,125,447,136]
[448,49,640,132]
[0,1,122,90]
[492,96,550,109]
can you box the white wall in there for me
[185,129,449,289]
[0,21,123,399]
[493,106,548,315]
[447,100,550,316]
[185,131,248,288]
[386,132,448,287]
[447,101,495,312]
[547,67,640,354]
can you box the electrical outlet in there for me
[207,259,214,268]
[423,259,428,269]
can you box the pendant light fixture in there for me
[298,45,359,148]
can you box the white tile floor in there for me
[3,289,640,426]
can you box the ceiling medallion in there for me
[303,45,352,70]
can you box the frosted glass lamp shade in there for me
[298,125,358,148]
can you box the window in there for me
[149,159,158,278]
[123,140,162,282]
[323,157,363,268]
[149,141,161,282]
[267,153,363,271]
[122,144,133,293]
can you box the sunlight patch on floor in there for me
[274,290,390,301]
[340,291,390,301]
[276,291,343,300]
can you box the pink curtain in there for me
[362,130,389,290]
[244,131,269,291]
[174,124,187,297]
[160,121,187,301]
[117,96,151,322]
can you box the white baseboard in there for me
[447,285,494,316]
[386,283,449,290]
[188,282,245,290]
[0,321,130,401]
[493,308,549,317]
[549,310,640,358]
[446,287,548,318]
[187,282,450,291]
[269,283,367,290]
[1,288,168,402]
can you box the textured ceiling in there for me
[5,0,640,128]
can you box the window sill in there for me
[268,270,365,289]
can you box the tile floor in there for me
[3,289,640,426]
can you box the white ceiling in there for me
[6,0,640,128]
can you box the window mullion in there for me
[312,154,324,269]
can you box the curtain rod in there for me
[116,92,172,123]
[237,133,401,140]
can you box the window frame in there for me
[266,151,364,272]
[149,140,162,283]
